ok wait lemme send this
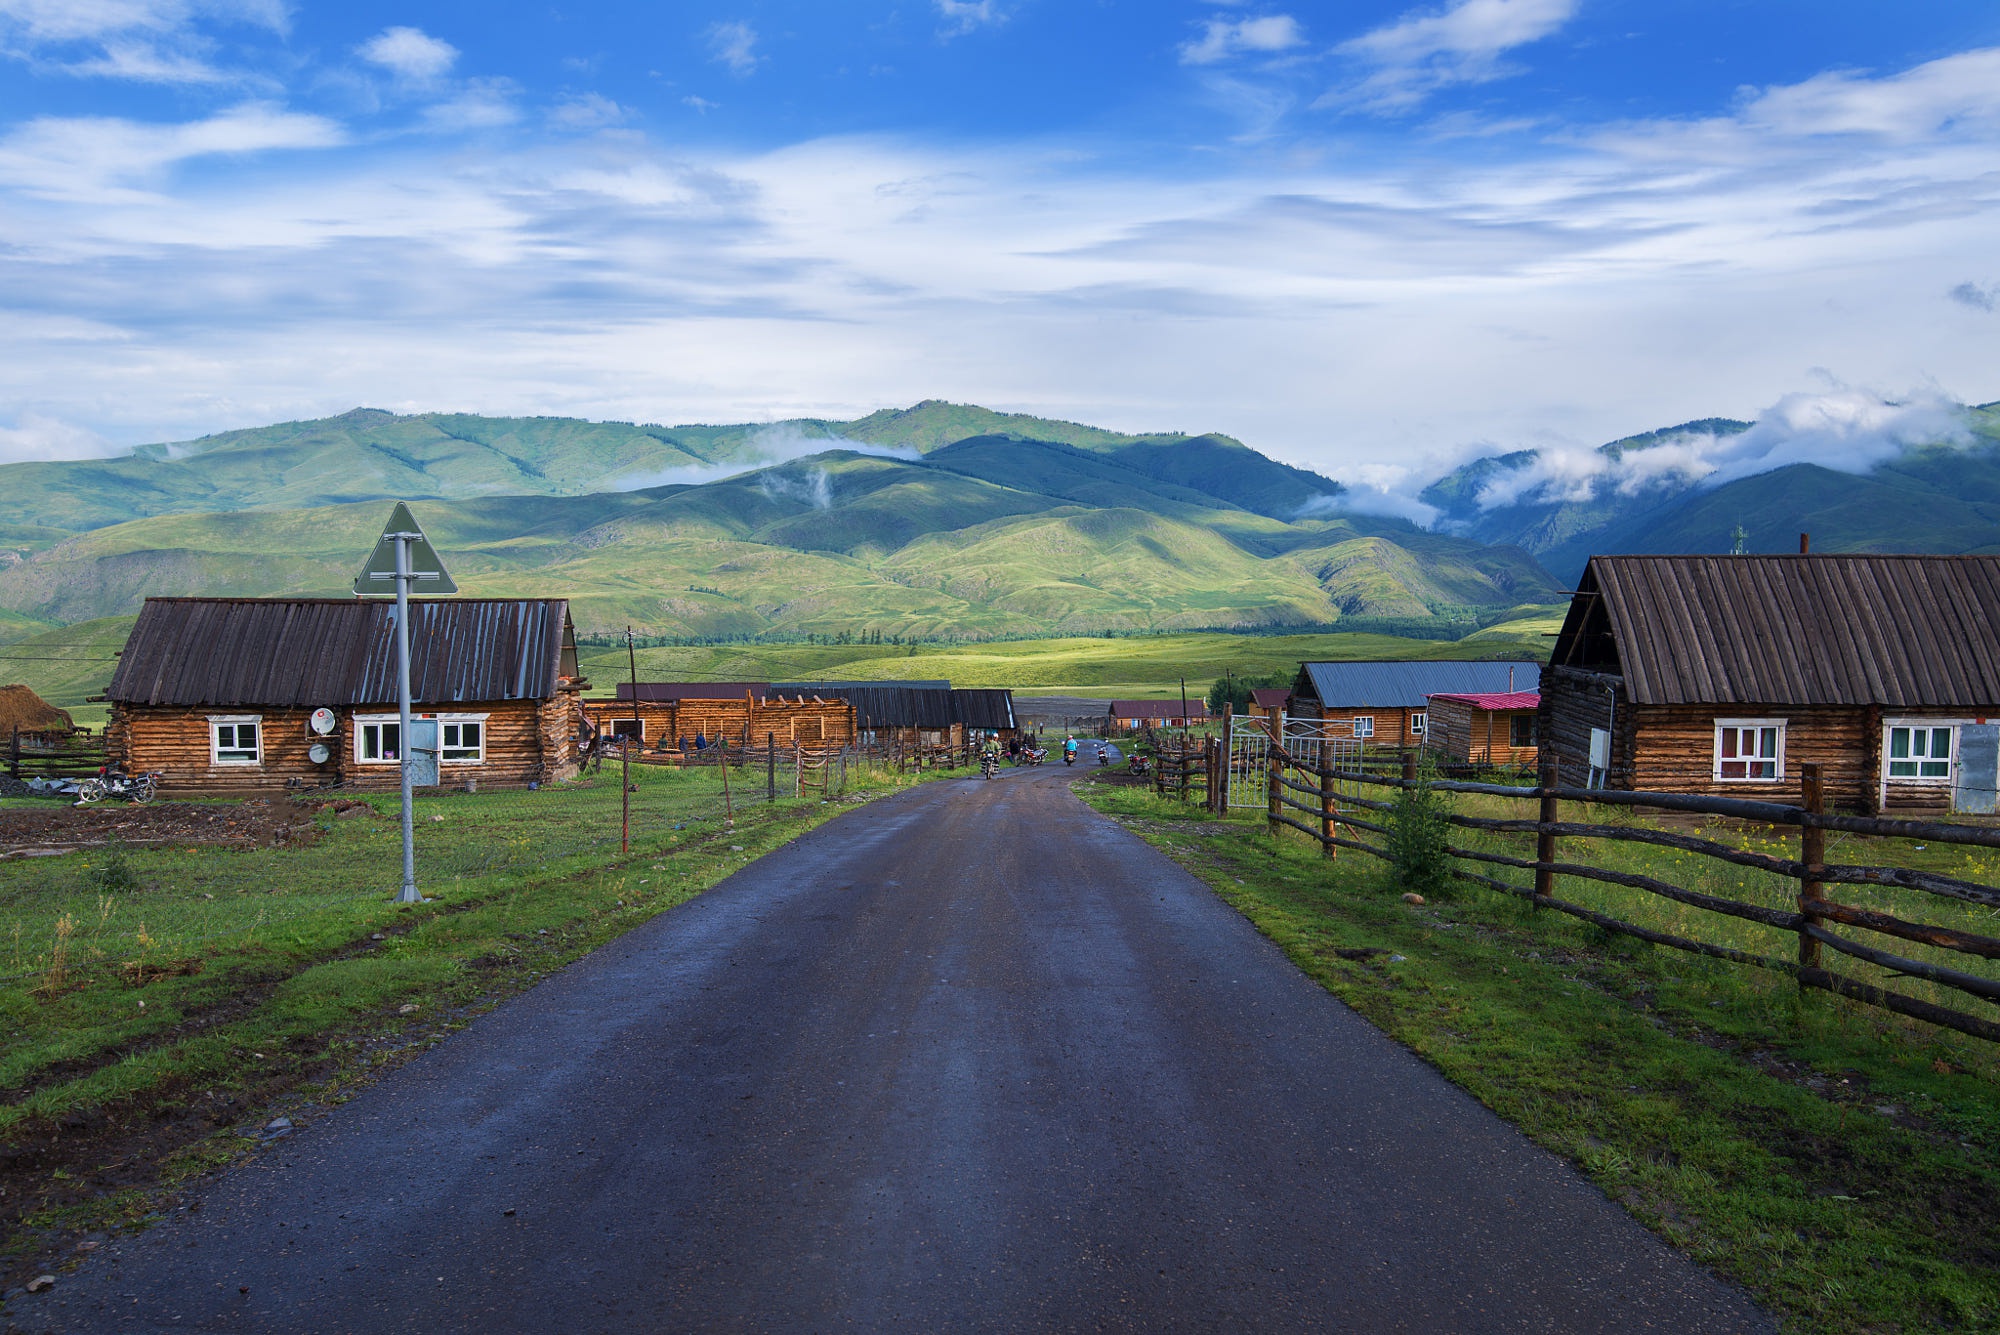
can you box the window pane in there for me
[1757,728,1776,759]
[1930,729,1952,759]
[1890,728,1910,759]
[1721,730,1739,759]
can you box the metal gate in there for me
[1226,719,1269,809]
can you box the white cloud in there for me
[0,102,343,202]
[358,25,457,82]
[1329,0,1576,112]
[549,93,627,131]
[0,413,113,463]
[0,0,288,85]
[1737,48,2000,141]
[422,78,519,131]
[935,1,1005,38]
[0,0,286,43]
[1180,15,1304,66]
[706,21,758,76]
[683,95,718,115]
[1470,386,1974,510]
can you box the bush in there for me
[1386,756,1453,898]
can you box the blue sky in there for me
[2,0,1998,501]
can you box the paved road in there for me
[30,769,1769,1334]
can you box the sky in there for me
[1,0,1998,498]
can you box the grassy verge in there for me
[1076,779,2000,1334]
[0,757,946,1292]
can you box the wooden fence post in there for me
[1319,760,1336,859]
[7,727,16,780]
[1535,755,1557,906]
[1220,706,1233,810]
[1798,761,1826,978]
[1267,742,1281,833]
[1209,736,1221,813]
[794,742,803,798]
[767,731,776,801]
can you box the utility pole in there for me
[623,625,639,854]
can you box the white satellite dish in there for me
[309,708,337,735]
[308,742,331,765]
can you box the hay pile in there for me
[0,684,73,734]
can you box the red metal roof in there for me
[1109,700,1210,718]
[1427,690,1541,711]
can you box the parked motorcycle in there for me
[1127,754,1151,777]
[1095,747,1110,766]
[75,769,162,804]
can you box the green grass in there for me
[579,620,1558,697]
[0,754,943,1267]
[1076,781,2000,1333]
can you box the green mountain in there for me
[1422,405,2000,577]
[0,413,1556,636]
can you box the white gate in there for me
[1226,718,1269,809]
[1226,714,1366,809]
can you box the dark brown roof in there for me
[1552,555,2000,706]
[108,597,573,708]
[1249,688,1289,709]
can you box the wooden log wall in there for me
[1426,697,1538,767]
[581,697,857,750]
[1537,667,1634,790]
[116,698,567,793]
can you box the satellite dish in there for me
[309,708,337,735]
[308,742,331,765]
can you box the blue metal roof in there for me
[1295,660,1540,709]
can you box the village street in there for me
[33,769,1769,1334]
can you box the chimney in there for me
[1508,665,1516,692]
[1799,533,1810,554]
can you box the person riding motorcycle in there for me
[1063,736,1078,766]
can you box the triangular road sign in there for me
[354,501,459,595]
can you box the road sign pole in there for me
[395,533,419,903]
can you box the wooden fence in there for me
[8,728,106,781]
[1252,746,2000,1045]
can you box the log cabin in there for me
[1108,700,1209,732]
[580,687,855,753]
[1287,661,1540,747]
[1424,691,1540,767]
[105,597,587,792]
[1539,554,2000,814]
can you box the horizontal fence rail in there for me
[1236,742,2000,1047]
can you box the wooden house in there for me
[1540,554,2000,814]
[1248,688,1289,726]
[581,685,854,752]
[1288,661,1540,747]
[106,597,586,792]
[1108,700,1209,732]
[1424,691,1540,767]
[770,682,973,748]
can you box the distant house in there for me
[1288,661,1540,748]
[1248,688,1289,725]
[1540,554,2000,813]
[582,684,853,751]
[1109,700,1209,731]
[1425,691,1540,767]
[107,597,586,791]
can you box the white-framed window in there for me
[208,715,261,765]
[1714,718,1785,782]
[1353,716,1375,738]
[354,714,401,764]
[1886,722,1954,782]
[440,715,486,763]
[1410,712,1426,736]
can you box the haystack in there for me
[0,684,73,734]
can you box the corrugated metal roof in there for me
[1428,691,1541,711]
[108,597,571,708]
[619,682,769,701]
[1249,688,1289,709]
[1565,554,2000,706]
[1296,660,1540,708]
[791,685,957,729]
[952,689,1016,730]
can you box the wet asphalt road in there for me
[30,768,1769,1334]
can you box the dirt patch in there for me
[0,798,368,856]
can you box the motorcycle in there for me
[1095,747,1110,766]
[75,769,162,804]
[1021,747,1046,766]
[1063,750,1076,767]
[980,752,1000,780]
[1127,754,1151,777]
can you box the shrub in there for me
[1386,755,1454,898]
